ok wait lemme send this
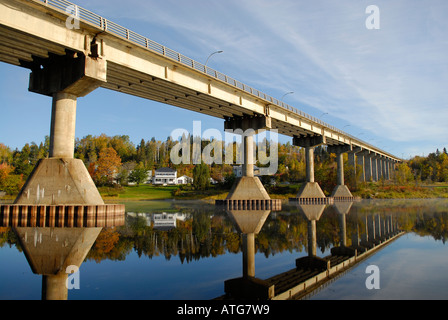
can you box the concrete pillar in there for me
[372,157,378,181]
[242,134,254,178]
[308,219,317,256]
[336,152,344,186]
[293,135,326,199]
[378,157,384,180]
[223,115,273,201]
[15,52,107,206]
[368,215,375,242]
[375,215,381,239]
[242,233,255,278]
[327,145,353,198]
[365,155,372,182]
[357,153,365,182]
[49,92,77,158]
[305,147,315,183]
[42,274,68,300]
[339,211,347,247]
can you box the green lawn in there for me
[100,184,178,200]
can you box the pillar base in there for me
[14,158,104,205]
[226,176,270,200]
[224,277,275,300]
[330,185,353,199]
[296,182,326,199]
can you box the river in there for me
[0,198,447,300]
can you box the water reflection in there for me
[1,199,448,299]
[14,227,101,300]
[221,200,406,300]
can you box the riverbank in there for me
[99,182,448,201]
[2,182,448,203]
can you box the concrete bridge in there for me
[0,0,401,208]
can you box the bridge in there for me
[0,0,401,210]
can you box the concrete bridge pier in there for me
[327,145,353,199]
[357,151,367,183]
[8,50,125,300]
[347,147,361,184]
[224,116,270,201]
[217,115,281,210]
[363,151,373,182]
[293,135,326,199]
[15,51,107,206]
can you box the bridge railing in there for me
[38,0,393,158]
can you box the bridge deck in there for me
[0,0,400,161]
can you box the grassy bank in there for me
[3,182,448,203]
[100,182,448,201]
[352,182,448,199]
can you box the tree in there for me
[128,163,148,186]
[0,163,24,195]
[395,162,414,185]
[94,147,122,186]
[193,162,210,191]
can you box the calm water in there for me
[1,198,448,300]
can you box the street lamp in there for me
[281,91,294,101]
[205,50,223,67]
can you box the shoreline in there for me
[1,182,448,203]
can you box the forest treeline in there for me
[1,133,448,195]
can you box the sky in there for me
[0,0,447,160]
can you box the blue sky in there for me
[1,0,447,160]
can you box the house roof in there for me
[155,167,176,173]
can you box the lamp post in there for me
[205,50,223,67]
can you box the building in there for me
[177,175,193,185]
[153,212,188,230]
[153,167,177,185]
[232,165,260,177]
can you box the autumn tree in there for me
[0,163,24,195]
[94,147,122,186]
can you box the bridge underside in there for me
[0,23,348,148]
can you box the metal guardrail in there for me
[38,0,396,159]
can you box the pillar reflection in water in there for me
[224,209,274,299]
[295,204,330,270]
[14,227,101,300]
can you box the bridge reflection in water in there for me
[0,207,124,300]
[219,201,402,300]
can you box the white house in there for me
[152,212,188,230]
[177,175,193,185]
[153,167,177,185]
[232,165,260,177]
